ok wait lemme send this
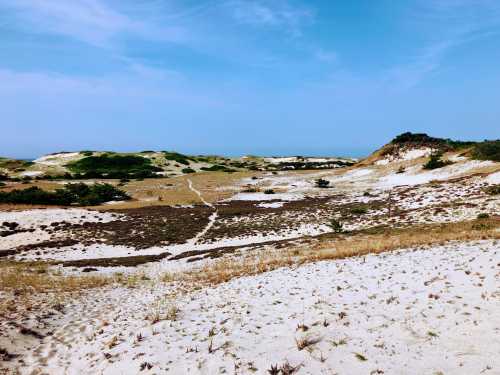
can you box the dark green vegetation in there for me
[0,183,130,206]
[181,168,196,174]
[484,185,500,195]
[200,165,236,173]
[315,178,330,188]
[423,152,453,170]
[67,154,161,179]
[471,140,500,162]
[163,152,194,166]
[276,160,353,171]
[392,132,499,162]
[391,132,474,150]
[329,219,344,233]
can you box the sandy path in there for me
[187,178,218,245]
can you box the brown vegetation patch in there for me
[60,251,172,268]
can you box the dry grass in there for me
[0,262,143,318]
[0,263,111,293]
[164,218,500,288]
[94,171,257,209]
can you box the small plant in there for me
[315,178,330,188]
[427,331,439,338]
[295,337,320,351]
[350,206,368,215]
[477,213,490,219]
[328,219,343,233]
[264,189,275,194]
[354,352,367,361]
[484,185,500,195]
[267,364,279,375]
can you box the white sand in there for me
[14,240,500,375]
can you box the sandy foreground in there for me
[4,240,498,375]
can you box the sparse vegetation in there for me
[162,218,500,288]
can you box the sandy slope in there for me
[8,240,499,375]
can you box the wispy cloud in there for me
[384,0,500,90]
[0,0,186,47]
[229,0,314,36]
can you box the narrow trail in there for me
[187,178,218,245]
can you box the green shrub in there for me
[350,206,368,215]
[315,178,330,188]
[182,168,196,174]
[200,165,236,173]
[477,213,490,219]
[67,154,161,178]
[163,152,192,165]
[471,140,500,162]
[484,185,500,195]
[0,183,130,206]
[391,132,473,150]
[328,219,343,233]
[423,152,453,170]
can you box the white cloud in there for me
[0,0,186,47]
[229,0,314,36]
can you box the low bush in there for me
[264,189,275,194]
[163,152,192,165]
[315,178,330,188]
[477,213,490,219]
[471,140,500,162]
[0,183,130,206]
[181,168,196,174]
[484,185,500,195]
[350,206,368,215]
[200,165,236,173]
[67,154,161,178]
[328,219,343,233]
[423,152,453,170]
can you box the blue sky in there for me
[1,0,499,158]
